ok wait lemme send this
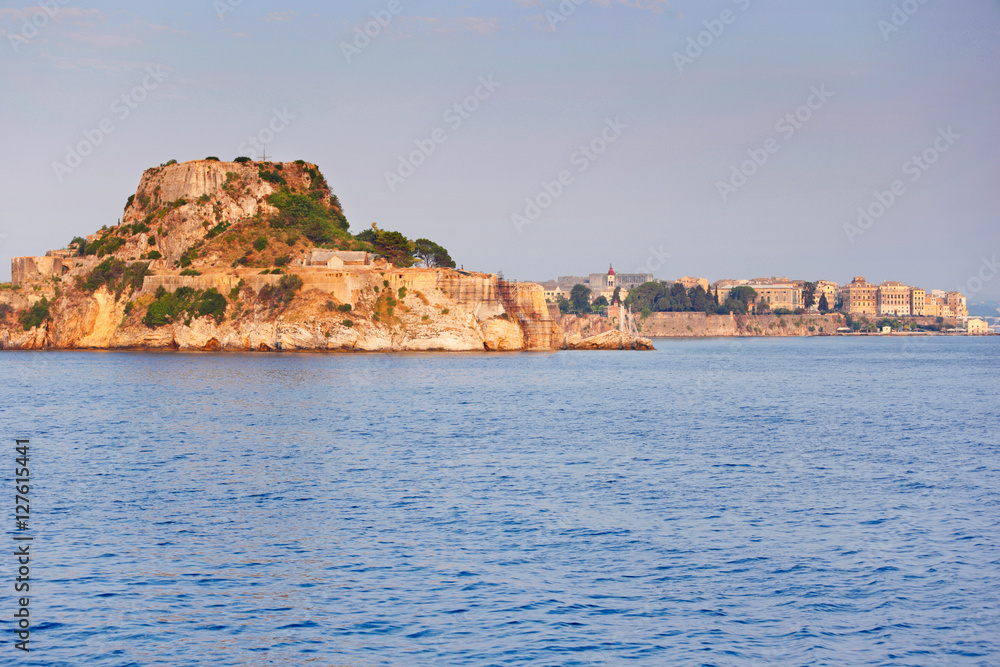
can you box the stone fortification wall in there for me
[560,312,847,338]
[12,257,63,286]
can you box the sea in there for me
[1,336,998,666]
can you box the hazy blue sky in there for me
[2,0,998,298]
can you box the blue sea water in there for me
[1,336,999,666]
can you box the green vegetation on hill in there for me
[19,298,51,331]
[267,189,349,247]
[258,274,304,309]
[79,235,125,257]
[143,286,227,327]
[80,258,151,299]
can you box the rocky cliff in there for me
[1,159,563,352]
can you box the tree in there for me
[556,294,571,314]
[570,284,592,315]
[611,286,622,305]
[818,293,829,312]
[689,285,712,313]
[412,238,456,268]
[802,281,818,309]
[721,297,748,315]
[730,286,757,309]
[70,236,88,257]
[373,230,414,267]
[625,281,665,312]
[669,283,692,311]
[592,295,609,311]
[355,228,377,244]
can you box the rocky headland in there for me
[1,159,649,352]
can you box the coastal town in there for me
[539,268,994,335]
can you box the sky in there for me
[1,0,998,299]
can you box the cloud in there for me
[65,31,141,47]
[459,17,500,35]
[401,16,500,36]
[513,0,670,12]
[591,0,671,10]
[261,11,296,23]
[0,6,101,22]
[133,20,186,35]
[39,54,156,71]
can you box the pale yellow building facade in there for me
[840,277,877,315]
[909,288,926,316]
[947,292,968,319]
[967,319,989,335]
[877,281,912,317]
[750,283,802,311]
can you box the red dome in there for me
[608,265,615,276]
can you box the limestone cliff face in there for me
[0,268,560,352]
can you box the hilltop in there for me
[74,158,361,271]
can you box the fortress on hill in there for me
[2,159,655,352]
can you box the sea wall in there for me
[559,312,846,338]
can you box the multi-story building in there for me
[540,283,569,302]
[614,272,654,289]
[711,279,748,302]
[587,267,617,292]
[947,292,968,319]
[749,282,802,311]
[589,268,653,291]
[967,319,989,335]
[677,276,710,292]
[926,297,955,318]
[840,277,877,315]
[877,281,912,317]
[909,287,926,316]
[814,280,839,311]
